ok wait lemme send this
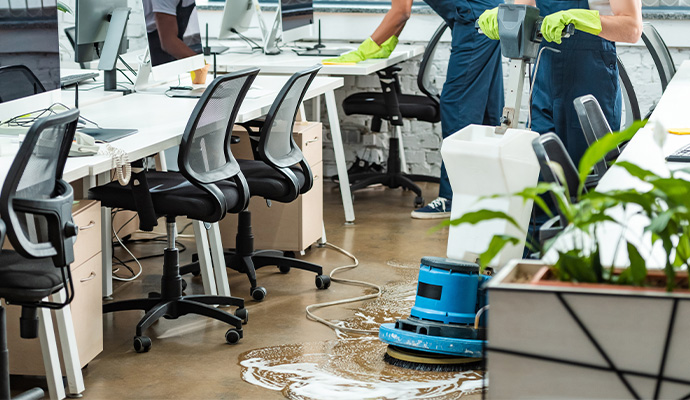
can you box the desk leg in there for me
[395,126,409,174]
[53,289,85,396]
[312,97,321,122]
[38,303,65,400]
[208,223,231,297]
[192,221,218,296]
[101,206,113,299]
[154,151,168,171]
[324,90,355,223]
[319,222,327,246]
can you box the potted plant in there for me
[446,120,690,399]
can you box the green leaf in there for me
[626,243,647,286]
[578,120,646,195]
[440,209,523,233]
[556,250,599,283]
[647,210,675,234]
[478,235,521,269]
[57,1,72,13]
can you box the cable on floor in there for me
[305,242,382,335]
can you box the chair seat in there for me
[88,171,241,222]
[342,92,440,123]
[0,251,64,302]
[238,160,305,202]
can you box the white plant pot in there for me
[486,260,690,399]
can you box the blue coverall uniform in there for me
[423,0,504,201]
[531,0,621,165]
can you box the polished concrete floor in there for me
[14,182,484,399]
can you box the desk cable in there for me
[305,242,382,335]
[99,144,131,186]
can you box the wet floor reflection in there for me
[239,277,484,399]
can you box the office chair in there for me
[0,65,46,103]
[341,22,449,207]
[181,66,330,301]
[88,70,259,352]
[641,23,676,93]
[531,133,584,243]
[617,57,641,129]
[0,110,80,400]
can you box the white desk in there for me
[213,43,426,224]
[547,60,690,269]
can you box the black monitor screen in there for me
[0,4,60,100]
[142,0,203,67]
[281,0,313,32]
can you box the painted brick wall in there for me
[318,44,690,178]
[55,4,689,178]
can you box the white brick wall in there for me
[55,5,689,178]
[318,43,689,178]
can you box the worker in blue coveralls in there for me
[478,0,642,166]
[324,0,504,220]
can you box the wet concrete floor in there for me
[13,182,484,399]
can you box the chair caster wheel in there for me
[315,275,331,290]
[148,292,160,299]
[190,254,201,276]
[279,266,291,274]
[225,329,242,344]
[251,286,267,301]
[133,336,151,353]
[235,308,249,324]
[283,251,296,258]
[414,196,424,208]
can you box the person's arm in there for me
[514,0,536,5]
[154,12,198,60]
[370,0,413,45]
[599,0,642,43]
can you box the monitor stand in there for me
[263,10,281,55]
[98,7,132,94]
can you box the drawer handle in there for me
[305,137,319,145]
[314,174,319,181]
[80,272,97,282]
[79,221,96,231]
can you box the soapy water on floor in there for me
[239,267,485,399]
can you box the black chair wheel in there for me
[147,292,160,299]
[181,279,188,291]
[279,266,291,274]
[251,286,267,301]
[235,308,249,324]
[133,336,152,353]
[283,251,296,258]
[414,196,424,208]
[315,275,331,290]
[225,329,241,344]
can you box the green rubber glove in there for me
[541,9,602,44]
[478,7,500,40]
[370,35,399,59]
[323,37,382,64]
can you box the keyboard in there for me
[60,72,99,88]
[666,143,690,162]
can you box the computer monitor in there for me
[0,3,61,121]
[280,0,314,43]
[264,0,313,54]
[218,0,255,39]
[141,0,205,82]
[75,0,131,93]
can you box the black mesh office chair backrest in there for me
[0,65,46,104]
[617,57,641,128]
[178,68,259,215]
[532,133,582,225]
[641,23,676,93]
[417,22,449,105]
[573,94,622,178]
[0,109,79,269]
[258,65,321,194]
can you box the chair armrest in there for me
[539,215,563,244]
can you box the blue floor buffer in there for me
[380,4,571,370]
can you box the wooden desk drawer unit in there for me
[3,200,103,375]
[219,122,323,251]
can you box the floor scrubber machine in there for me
[380,4,574,370]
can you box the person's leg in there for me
[413,24,503,219]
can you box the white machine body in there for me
[441,124,540,268]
